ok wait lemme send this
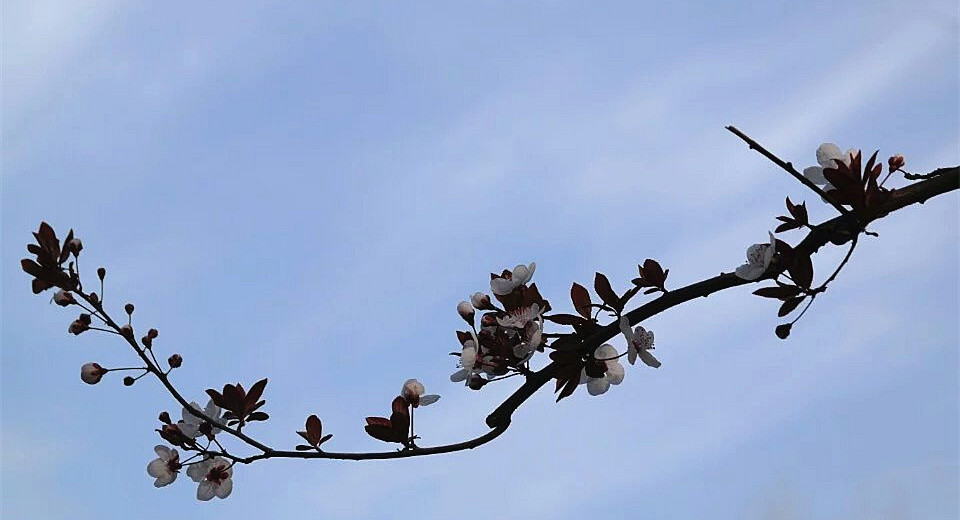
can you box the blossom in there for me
[618,317,659,367]
[188,457,233,501]
[496,303,541,329]
[146,445,180,487]
[53,290,75,306]
[457,301,474,322]
[470,292,492,309]
[401,379,439,407]
[513,321,543,358]
[450,339,479,384]
[490,262,536,295]
[803,143,857,187]
[579,344,625,396]
[735,232,776,281]
[177,399,221,439]
[80,362,107,384]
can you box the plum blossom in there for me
[188,457,233,501]
[496,303,541,328]
[470,292,492,309]
[457,301,474,322]
[80,362,107,384]
[618,317,659,367]
[450,339,479,384]
[580,344,625,396]
[803,143,857,188]
[401,379,440,407]
[53,290,75,306]
[146,445,180,487]
[513,320,543,358]
[490,262,536,295]
[735,232,776,281]
[177,399,221,439]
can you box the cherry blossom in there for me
[490,262,536,295]
[53,290,75,306]
[401,379,439,407]
[735,232,776,281]
[177,399,221,439]
[146,445,180,487]
[618,317,659,367]
[470,292,492,309]
[803,143,857,188]
[579,344,625,396]
[188,457,233,501]
[80,362,107,384]
[450,339,479,384]
[496,303,541,329]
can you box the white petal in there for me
[579,368,589,384]
[147,458,167,478]
[204,399,221,419]
[627,346,638,365]
[587,377,610,396]
[595,344,618,359]
[735,263,765,281]
[153,445,170,459]
[606,362,625,385]
[419,395,440,406]
[450,369,469,383]
[197,481,216,501]
[460,346,477,368]
[490,278,517,296]
[816,143,842,168]
[638,349,662,368]
[802,166,828,185]
[154,472,177,487]
[618,316,633,340]
[216,478,233,499]
[525,262,536,283]
[187,460,209,482]
[512,264,529,283]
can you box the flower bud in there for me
[147,328,159,339]
[80,362,106,384]
[120,324,134,338]
[54,290,76,306]
[168,354,182,368]
[66,238,83,256]
[158,411,172,424]
[888,154,905,172]
[471,292,492,310]
[141,335,153,348]
[480,312,498,328]
[467,374,487,390]
[457,301,475,323]
[97,267,106,280]
[123,376,136,386]
[124,303,135,315]
[88,292,99,304]
[401,378,426,406]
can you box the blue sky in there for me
[2,1,958,518]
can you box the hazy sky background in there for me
[2,1,958,518]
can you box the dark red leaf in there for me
[295,444,314,451]
[778,296,805,317]
[306,415,322,441]
[318,433,333,445]
[642,259,665,287]
[753,285,801,300]
[246,378,268,408]
[570,283,592,319]
[246,411,269,422]
[545,314,589,326]
[788,254,814,289]
[594,272,620,311]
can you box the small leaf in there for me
[642,259,666,287]
[594,272,620,311]
[570,283,592,319]
[295,444,314,451]
[306,415,322,441]
[544,314,589,326]
[246,378,268,408]
[778,296,805,317]
[246,411,269,422]
[753,285,801,300]
[788,254,814,289]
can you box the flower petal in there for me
[587,377,610,396]
[197,481,216,501]
[419,395,440,406]
[595,344,618,359]
[490,278,516,296]
[147,458,167,478]
[606,362,625,385]
[450,369,469,383]
[216,478,233,499]
[154,472,177,487]
[816,143,842,168]
[619,316,634,341]
[638,349,662,368]
[735,263,765,281]
[803,166,828,185]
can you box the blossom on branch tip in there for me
[146,445,180,487]
[80,362,107,384]
[471,292,492,310]
[401,379,439,407]
[803,143,857,188]
[579,344,625,396]
[177,399,221,439]
[490,262,536,295]
[618,317,659,367]
[53,290,75,306]
[735,232,776,281]
[457,301,475,323]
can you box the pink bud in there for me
[80,363,106,384]
[457,301,475,323]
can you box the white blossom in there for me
[803,143,857,188]
[619,317,659,367]
[189,457,233,501]
[490,262,536,295]
[401,378,439,407]
[177,399,221,439]
[53,290,75,306]
[496,303,541,329]
[450,339,479,384]
[470,292,491,309]
[580,344,625,396]
[735,232,776,281]
[146,445,180,487]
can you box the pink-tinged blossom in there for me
[490,262,536,295]
[496,303,541,329]
[177,399,221,439]
[80,362,107,384]
[618,317,659,367]
[188,457,233,501]
[146,445,180,487]
[579,344,625,396]
[735,232,776,281]
[401,379,440,407]
[803,143,857,188]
